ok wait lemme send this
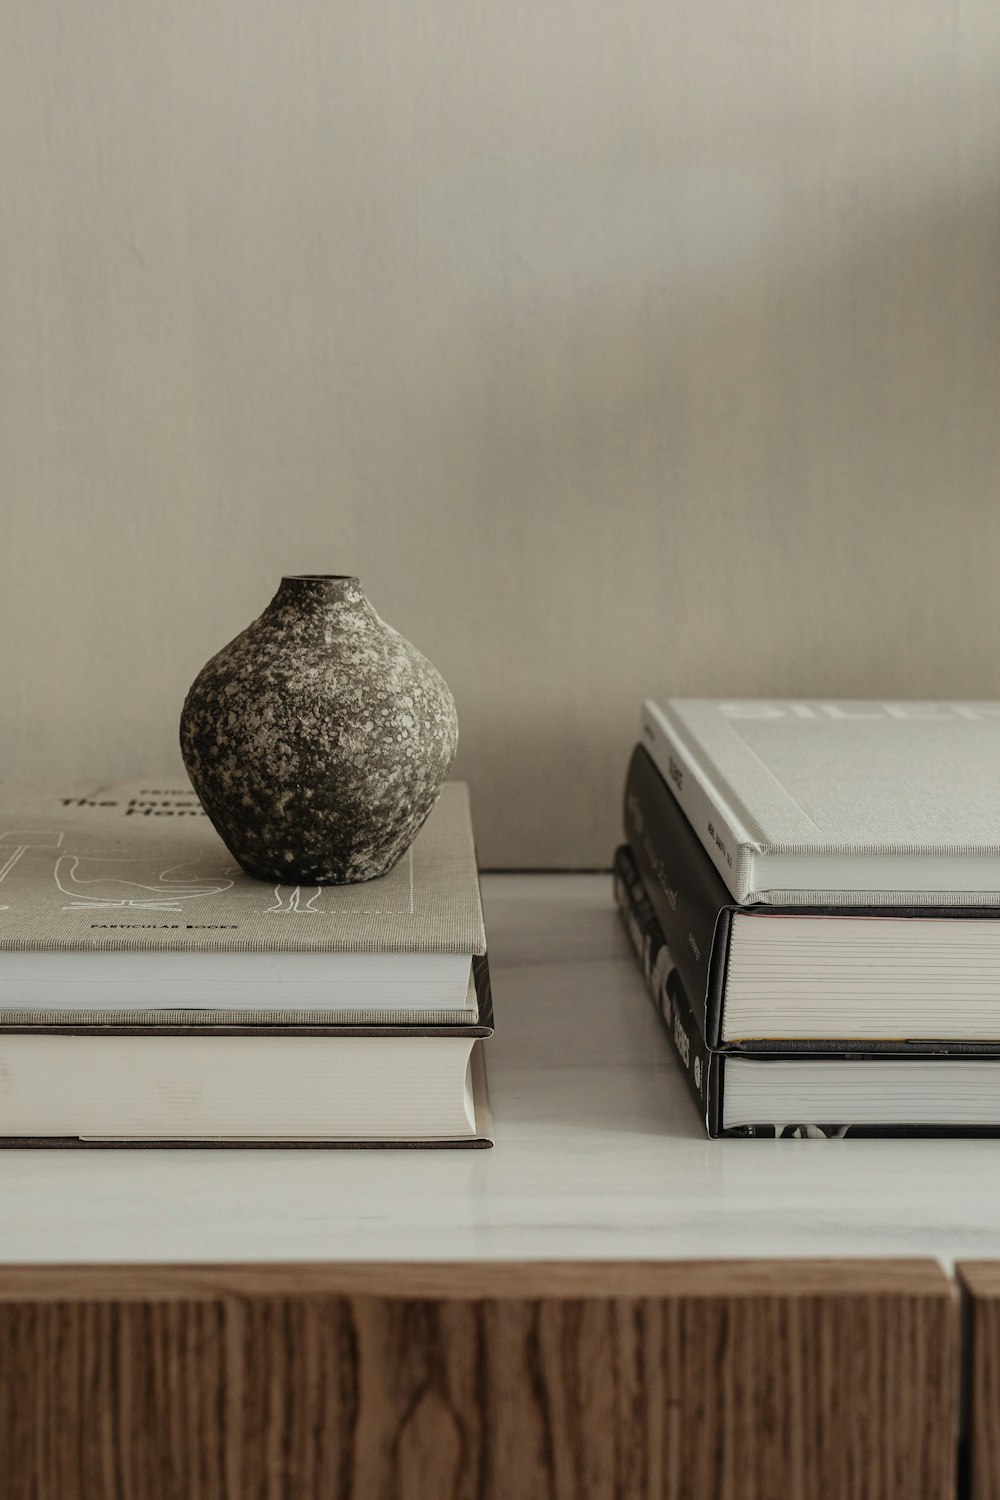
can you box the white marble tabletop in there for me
[3,873,1000,1267]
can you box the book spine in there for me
[613,847,716,1134]
[641,701,756,900]
[623,744,733,1046]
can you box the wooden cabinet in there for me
[956,1263,1000,1500]
[0,1260,956,1500]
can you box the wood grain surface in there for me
[955,1262,1000,1499]
[0,1260,957,1500]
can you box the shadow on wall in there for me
[3,4,1000,869]
[443,156,1000,865]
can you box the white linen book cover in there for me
[642,700,1000,905]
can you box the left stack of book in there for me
[0,781,492,1147]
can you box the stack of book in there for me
[616,699,1000,1138]
[0,780,492,1146]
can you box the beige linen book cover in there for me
[0,779,484,954]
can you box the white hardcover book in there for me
[641,699,1000,905]
[0,1034,493,1144]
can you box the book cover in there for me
[0,779,485,955]
[642,699,1000,905]
[613,845,716,1131]
[623,742,730,1045]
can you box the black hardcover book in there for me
[613,845,717,1131]
[616,842,1000,1138]
[624,742,1000,1056]
[623,742,730,1045]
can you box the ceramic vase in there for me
[179,575,458,883]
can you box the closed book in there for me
[623,743,729,1043]
[615,843,1000,1140]
[624,743,1000,1050]
[612,844,716,1132]
[0,1038,494,1147]
[642,699,1000,906]
[0,954,494,1147]
[0,780,486,1026]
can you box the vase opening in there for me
[281,575,360,584]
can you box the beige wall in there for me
[3,2,1000,866]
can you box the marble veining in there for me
[3,874,1000,1264]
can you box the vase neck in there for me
[265,575,372,625]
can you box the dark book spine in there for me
[623,743,733,1045]
[614,845,717,1134]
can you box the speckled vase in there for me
[179,575,458,884]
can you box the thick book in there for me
[642,699,1000,906]
[0,963,494,1147]
[615,844,1000,1139]
[625,743,1000,1049]
[0,1036,493,1147]
[0,779,486,1026]
[613,843,716,1131]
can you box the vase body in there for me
[179,576,458,883]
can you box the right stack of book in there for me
[615,699,1000,1138]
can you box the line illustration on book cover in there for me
[0,783,485,961]
[54,853,236,912]
[0,830,65,909]
[266,885,322,914]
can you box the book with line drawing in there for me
[0,780,487,1026]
